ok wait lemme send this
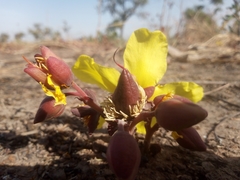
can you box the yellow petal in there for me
[124,28,168,88]
[40,75,67,105]
[72,55,120,93]
[136,121,146,134]
[97,116,105,129]
[171,131,183,140]
[152,82,204,103]
[136,117,157,134]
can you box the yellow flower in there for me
[72,28,204,134]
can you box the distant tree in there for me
[28,23,62,41]
[28,23,43,40]
[177,5,220,45]
[105,19,120,39]
[14,32,25,42]
[210,0,223,5]
[63,21,71,39]
[222,0,240,36]
[184,5,216,25]
[43,27,52,39]
[52,31,62,41]
[0,33,9,43]
[102,0,148,38]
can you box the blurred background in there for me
[0,0,239,48]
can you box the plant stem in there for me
[129,111,154,134]
[71,81,104,116]
[71,81,88,98]
[143,122,159,153]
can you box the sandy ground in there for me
[0,42,240,180]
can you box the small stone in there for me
[2,154,17,164]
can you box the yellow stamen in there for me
[162,92,174,101]
[101,85,147,121]
[35,56,48,71]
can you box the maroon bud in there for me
[34,97,65,123]
[24,65,47,84]
[24,65,55,90]
[155,97,208,131]
[71,106,92,117]
[107,128,141,180]
[172,127,206,151]
[86,112,101,134]
[46,56,73,87]
[112,68,140,116]
[71,106,100,134]
[40,46,59,59]
[144,86,155,99]
[153,94,165,107]
[154,94,192,108]
[34,53,43,59]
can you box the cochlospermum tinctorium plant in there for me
[23,28,208,180]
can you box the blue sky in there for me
[0,0,232,41]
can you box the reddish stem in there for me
[71,81,89,98]
[113,48,125,70]
[128,111,154,134]
[83,97,104,116]
[143,122,159,153]
[71,81,104,116]
[65,91,81,97]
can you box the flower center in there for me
[101,86,147,121]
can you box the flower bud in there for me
[155,97,207,131]
[153,94,165,106]
[71,106,100,134]
[107,129,141,180]
[24,65,47,84]
[144,86,155,99]
[46,56,73,87]
[34,96,65,123]
[40,46,59,59]
[172,127,206,151]
[112,68,141,116]
[24,65,55,90]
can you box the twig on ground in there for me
[204,83,231,96]
[194,80,228,85]
[21,130,39,136]
[205,112,240,145]
[208,95,240,109]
